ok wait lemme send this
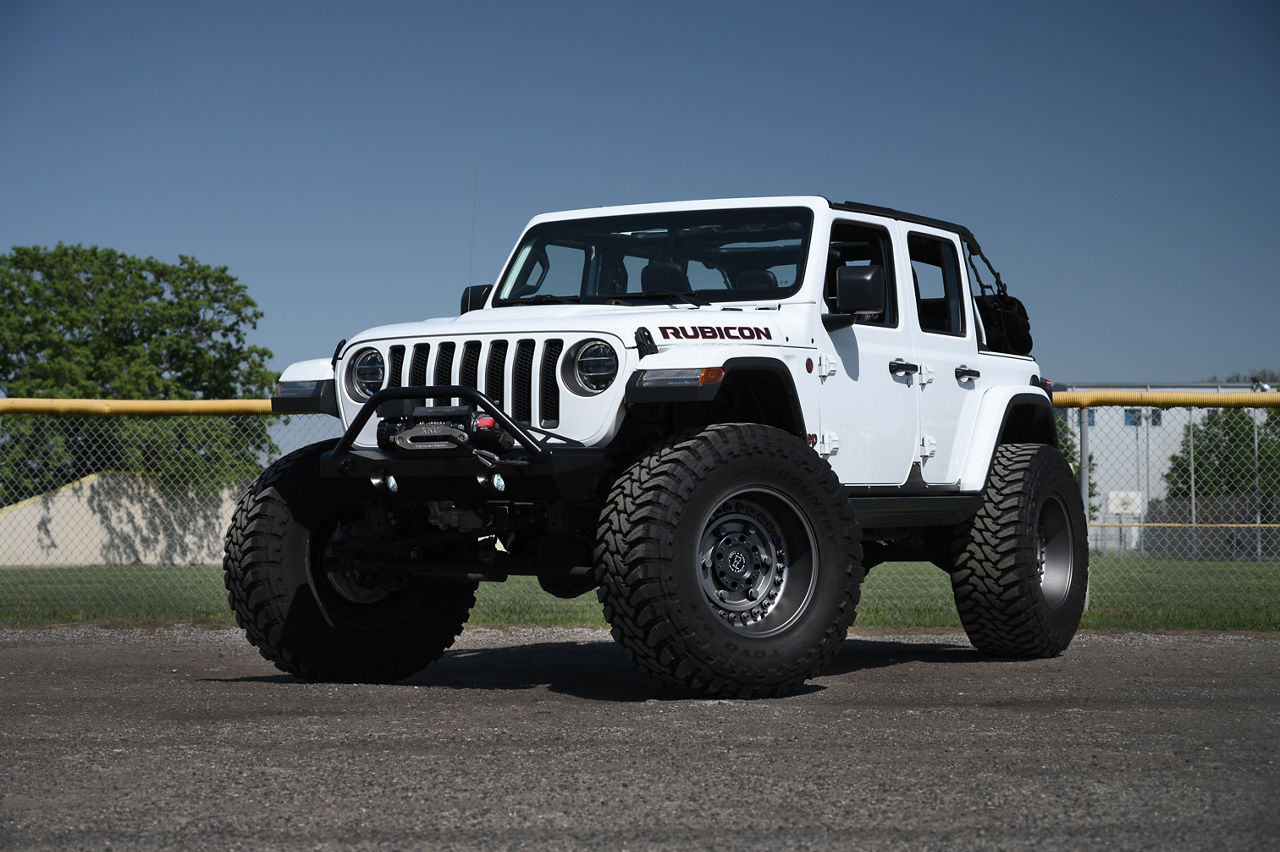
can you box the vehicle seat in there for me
[641,261,690,293]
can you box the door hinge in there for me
[920,434,937,459]
[817,354,838,379]
[920,363,935,384]
[818,430,840,457]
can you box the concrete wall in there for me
[0,474,239,567]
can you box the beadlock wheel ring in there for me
[1037,494,1075,609]
[696,486,819,637]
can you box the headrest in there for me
[736,269,777,290]
[641,261,690,293]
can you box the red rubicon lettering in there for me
[655,326,773,341]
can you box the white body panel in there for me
[278,358,333,383]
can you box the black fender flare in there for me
[624,357,806,437]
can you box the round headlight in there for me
[347,348,385,400]
[574,340,618,394]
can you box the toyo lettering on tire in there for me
[594,423,863,697]
[949,443,1089,657]
[223,440,477,683]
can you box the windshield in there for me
[493,208,812,305]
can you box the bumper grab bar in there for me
[332,386,550,457]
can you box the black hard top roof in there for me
[831,200,980,251]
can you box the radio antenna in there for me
[468,167,478,286]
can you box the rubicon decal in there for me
[656,325,774,341]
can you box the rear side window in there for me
[909,233,965,336]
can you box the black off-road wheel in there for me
[950,443,1089,657]
[595,424,863,698]
[223,440,477,683]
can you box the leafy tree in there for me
[1164,407,1280,499]
[1206,370,1280,387]
[1,244,272,399]
[0,244,275,506]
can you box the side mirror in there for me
[823,265,887,331]
[835,265,886,315]
[460,284,492,315]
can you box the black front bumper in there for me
[319,386,608,501]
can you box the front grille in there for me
[391,336,564,428]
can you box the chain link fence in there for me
[2,391,1278,628]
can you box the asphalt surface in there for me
[1,625,1277,850]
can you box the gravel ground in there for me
[1,625,1277,850]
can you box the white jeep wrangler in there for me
[224,196,1088,697]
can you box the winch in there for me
[375,403,513,456]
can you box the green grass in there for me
[0,564,235,627]
[859,557,1280,632]
[1,556,1277,631]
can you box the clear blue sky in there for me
[3,0,1277,386]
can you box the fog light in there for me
[478,472,506,493]
[371,470,398,494]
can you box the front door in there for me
[819,218,919,486]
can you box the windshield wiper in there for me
[512,294,580,305]
[609,290,707,307]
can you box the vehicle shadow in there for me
[825,635,993,676]
[211,634,997,701]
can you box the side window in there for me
[908,234,965,336]
[826,221,896,327]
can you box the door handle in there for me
[889,358,919,377]
[955,365,981,382]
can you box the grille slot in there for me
[460,341,481,391]
[486,340,508,406]
[434,342,456,405]
[512,340,536,423]
[387,345,404,388]
[540,340,563,427]
[409,344,430,386]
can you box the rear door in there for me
[902,226,984,485]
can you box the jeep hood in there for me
[342,303,793,352]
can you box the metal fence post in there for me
[1079,405,1091,612]
[1190,408,1198,558]
[1079,406,1091,519]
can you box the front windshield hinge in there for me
[635,327,659,359]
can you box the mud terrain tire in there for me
[950,443,1089,657]
[223,440,476,683]
[595,424,862,698]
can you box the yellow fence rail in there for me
[1053,390,1280,409]
[5,390,1279,415]
[0,398,271,415]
